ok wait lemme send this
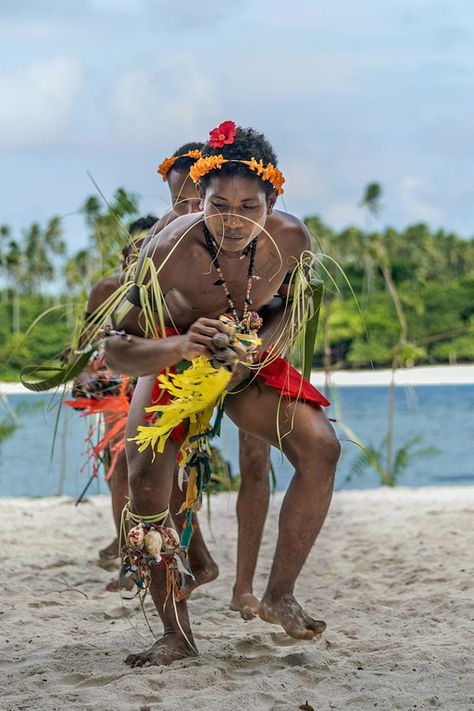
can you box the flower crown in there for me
[157,149,202,181]
[189,120,285,195]
[190,155,285,195]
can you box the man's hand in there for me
[180,318,229,361]
[223,341,253,390]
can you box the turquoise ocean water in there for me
[1,385,473,497]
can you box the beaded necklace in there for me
[203,224,258,324]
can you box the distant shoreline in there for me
[1,363,474,395]
[310,363,474,387]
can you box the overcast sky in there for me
[1,0,473,252]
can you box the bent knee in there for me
[128,463,155,496]
[292,426,340,473]
[318,429,341,466]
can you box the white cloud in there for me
[0,57,84,148]
[110,58,220,151]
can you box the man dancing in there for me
[155,142,276,614]
[105,122,340,666]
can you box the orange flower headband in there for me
[189,155,285,195]
[157,149,202,181]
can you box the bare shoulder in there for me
[138,213,203,276]
[147,208,178,243]
[139,210,177,252]
[268,210,312,259]
[87,274,120,312]
[150,209,178,236]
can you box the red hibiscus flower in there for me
[208,120,236,148]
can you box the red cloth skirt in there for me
[149,327,329,442]
[256,354,330,407]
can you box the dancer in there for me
[68,216,157,564]
[105,122,340,666]
[156,142,275,611]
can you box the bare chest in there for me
[163,249,286,328]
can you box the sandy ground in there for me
[0,487,473,711]
[2,363,474,395]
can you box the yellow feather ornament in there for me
[130,356,232,459]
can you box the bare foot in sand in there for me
[184,560,219,598]
[99,537,119,561]
[230,591,260,620]
[126,633,198,667]
[258,593,326,640]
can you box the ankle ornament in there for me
[121,504,191,600]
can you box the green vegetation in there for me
[306,216,474,370]
[0,188,139,380]
[1,184,473,381]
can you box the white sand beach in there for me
[2,363,474,396]
[0,487,472,711]
[310,363,474,387]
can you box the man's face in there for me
[201,174,273,252]
[167,170,200,216]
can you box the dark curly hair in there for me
[129,215,159,234]
[169,141,205,176]
[200,126,278,195]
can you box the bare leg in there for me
[104,447,135,591]
[225,380,340,640]
[230,432,270,619]
[99,447,129,561]
[124,376,198,665]
[125,517,198,667]
[170,479,219,597]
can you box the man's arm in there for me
[103,301,184,377]
[104,236,228,377]
[258,221,312,352]
[105,314,231,378]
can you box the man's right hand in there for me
[180,317,230,361]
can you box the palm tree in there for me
[64,249,91,293]
[22,218,66,296]
[358,182,430,484]
[359,182,383,218]
[5,240,22,332]
[23,223,54,296]
[44,216,66,260]
[0,225,11,304]
[81,187,139,278]
[359,182,383,300]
